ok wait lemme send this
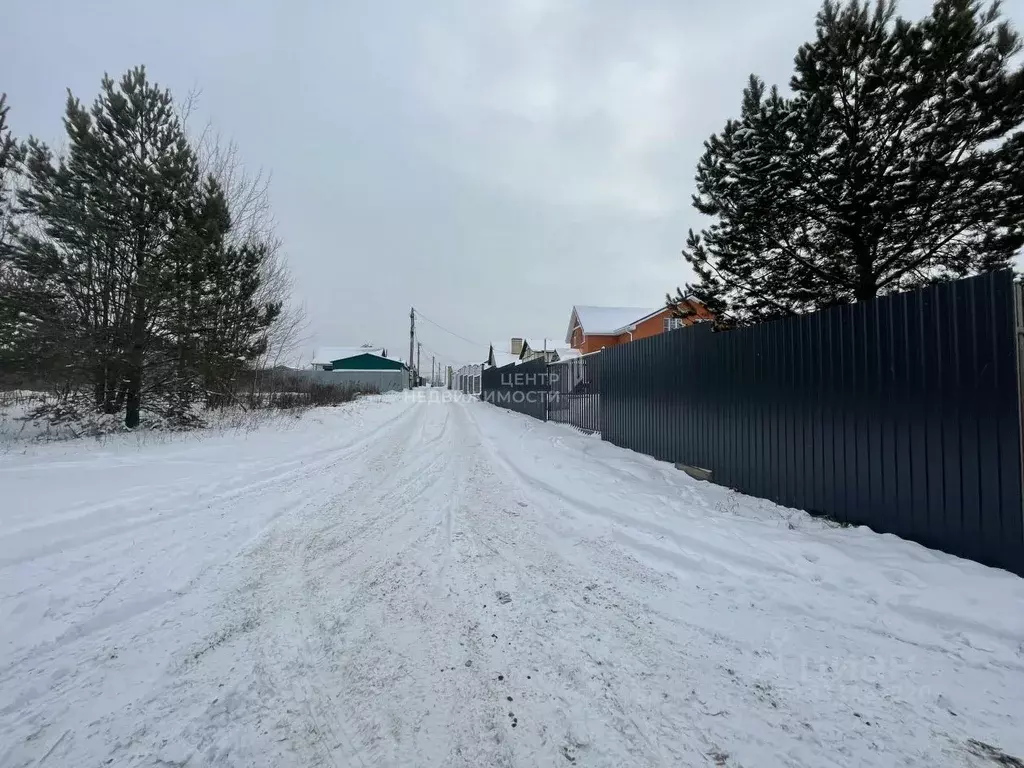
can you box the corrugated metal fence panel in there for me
[481,359,549,421]
[601,272,1024,575]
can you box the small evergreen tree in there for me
[672,0,1024,323]
[11,68,204,426]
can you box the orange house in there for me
[564,300,712,354]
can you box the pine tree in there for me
[11,68,204,427]
[0,94,24,370]
[673,0,1024,323]
[153,175,232,416]
[0,94,19,248]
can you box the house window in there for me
[663,317,685,332]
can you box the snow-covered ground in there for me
[2,394,1023,767]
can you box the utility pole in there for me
[409,308,415,386]
[432,355,435,387]
[417,343,422,384]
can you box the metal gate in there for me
[548,353,601,433]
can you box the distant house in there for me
[518,338,579,363]
[309,346,410,391]
[564,300,712,354]
[484,341,521,369]
[311,346,386,370]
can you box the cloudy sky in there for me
[8,0,1023,368]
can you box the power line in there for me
[416,339,457,368]
[413,309,487,349]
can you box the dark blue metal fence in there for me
[476,274,1024,574]
[481,358,549,421]
[600,272,1024,576]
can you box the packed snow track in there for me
[2,394,1023,767]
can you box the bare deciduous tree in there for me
[189,112,309,397]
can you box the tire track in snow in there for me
[0,398,428,767]
[0,401,425,675]
[0,398,420,566]
[224,401,538,766]
[455,401,713,766]
[142,401,459,767]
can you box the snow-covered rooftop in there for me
[521,338,562,353]
[489,351,520,368]
[565,305,659,343]
[311,347,385,366]
[519,339,580,363]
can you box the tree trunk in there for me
[93,366,105,411]
[94,362,122,414]
[124,360,142,428]
[854,243,877,301]
[854,278,877,301]
[101,364,120,414]
[124,297,147,429]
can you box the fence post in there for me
[544,363,551,422]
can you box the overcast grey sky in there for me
[8,0,1023,367]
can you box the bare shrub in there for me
[238,373,377,411]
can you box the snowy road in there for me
[2,395,1024,767]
